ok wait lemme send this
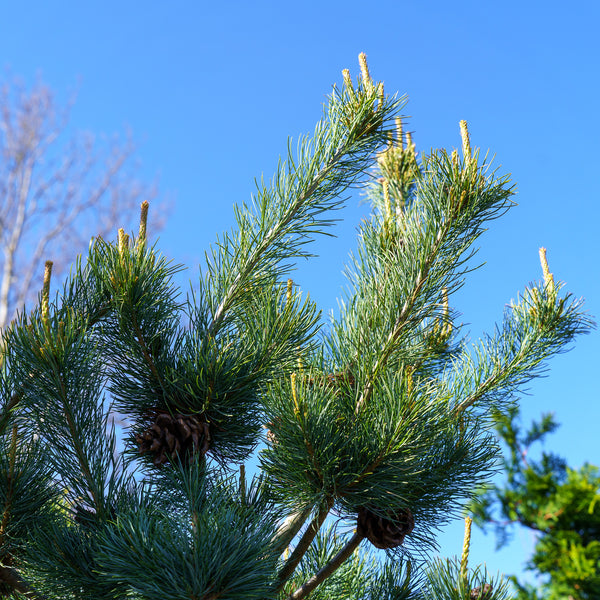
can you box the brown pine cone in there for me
[263,417,282,445]
[136,411,210,467]
[470,584,493,600]
[306,371,356,390]
[326,371,356,387]
[356,506,414,549]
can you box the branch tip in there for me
[383,179,391,219]
[342,69,353,90]
[358,52,371,88]
[460,516,472,581]
[42,261,53,323]
[139,200,149,242]
[395,117,404,149]
[459,120,471,162]
[117,228,129,255]
[538,247,554,289]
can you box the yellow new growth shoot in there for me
[342,69,353,91]
[138,200,149,245]
[358,52,373,90]
[42,261,53,328]
[460,516,473,583]
[442,287,452,338]
[395,117,404,150]
[383,179,392,220]
[118,228,129,256]
[291,372,300,417]
[376,82,385,110]
[539,247,555,290]
[459,120,472,164]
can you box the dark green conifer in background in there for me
[470,405,600,600]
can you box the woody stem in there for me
[286,532,364,600]
[275,498,333,591]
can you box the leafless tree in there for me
[0,76,165,329]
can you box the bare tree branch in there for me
[0,75,167,329]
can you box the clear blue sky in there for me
[2,0,598,588]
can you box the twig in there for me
[355,224,449,414]
[207,147,346,339]
[0,426,18,540]
[0,564,48,600]
[272,505,314,554]
[275,499,333,590]
[285,531,364,600]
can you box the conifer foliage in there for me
[471,405,600,599]
[0,55,592,599]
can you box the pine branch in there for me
[344,145,514,415]
[276,498,333,591]
[272,505,314,554]
[0,426,17,550]
[207,147,347,339]
[54,368,103,512]
[203,68,401,341]
[0,564,48,600]
[285,531,364,600]
[354,223,448,414]
[454,351,526,416]
[454,282,592,416]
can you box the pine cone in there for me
[470,584,493,600]
[136,411,210,467]
[356,506,414,549]
[327,371,356,387]
[307,371,356,390]
[263,417,281,446]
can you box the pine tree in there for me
[0,54,593,599]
